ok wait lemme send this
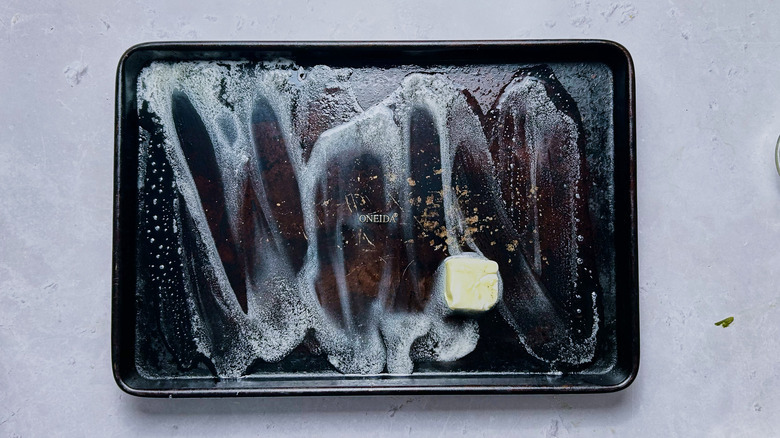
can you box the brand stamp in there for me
[358,212,399,223]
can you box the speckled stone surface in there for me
[1,1,779,436]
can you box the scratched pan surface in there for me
[112,41,637,396]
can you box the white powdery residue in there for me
[253,61,393,374]
[180,63,251,230]
[138,59,596,376]
[324,332,387,375]
[411,317,479,363]
[307,296,387,375]
[380,313,431,374]
[396,75,461,253]
[552,289,600,366]
[300,106,404,374]
[499,75,582,269]
[243,274,309,362]
[392,73,493,256]
[261,57,298,70]
[333,216,354,332]
[247,66,299,155]
[405,254,497,365]
[137,129,150,191]
[236,68,302,261]
[173,196,213,363]
[293,65,365,146]
[138,62,293,376]
[137,67,228,370]
[141,61,255,266]
[199,63,313,367]
[138,63,243,321]
[494,75,597,365]
[299,73,494,374]
[442,81,497,256]
[498,301,547,363]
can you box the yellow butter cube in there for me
[444,256,500,312]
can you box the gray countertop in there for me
[1,0,778,436]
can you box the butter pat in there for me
[444,256,500,312]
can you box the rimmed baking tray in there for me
[113,40,637,397]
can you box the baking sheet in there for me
[112,41,638,396]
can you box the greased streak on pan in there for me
[485,66,599,363]
[172,92,249,312]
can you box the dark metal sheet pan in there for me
[112,40,637,397]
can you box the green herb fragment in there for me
[714,316,734,328]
